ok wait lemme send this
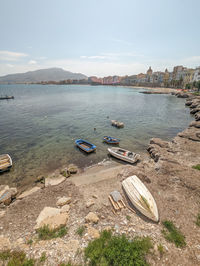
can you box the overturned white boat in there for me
[122,175,159,222]
[108,147,140,164]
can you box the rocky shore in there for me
[0,92,200,265]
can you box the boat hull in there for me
[103,136,120,144]
[122,175,159,222]
[0,154,12,173]
[108,148,140,164]
[75,139,96,153]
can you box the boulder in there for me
[0,186,17,205]
[87,226,100,239]
[177,93,189,98]
[35,207,68,229]
[68,164,78,174]
[56,196,71,207]
[60,168,70,178]
[18,187,41,199]
[0,236,11,250]
[190,101,200,109]
[85,212,99,224]
[195,112,200,121]
[45,175,65,187]
[189,121,200,128]
[190,107,200,114]
[60,204,70,213]
[150,138,169,148]
[35,175,45,183]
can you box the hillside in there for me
[0,68,87,83]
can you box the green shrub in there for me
[126,215,131,221]
[84,230,152,266]
[192,164,200,171]
[0,250,35,266]
[76,226,85,237]
[196,213,200,226]
[39,252,46,262]
[157,244,164,256]
[162,220,186,248]
[36,225,68,240]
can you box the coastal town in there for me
[38,65,200,89]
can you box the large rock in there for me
[0,185,17,205]
[177,93,189,98]
[18,186,41,199]
[0,236,11,250]
[149,138,169,148]
[190,107,200,114]
[85,212,99,224]
[60,204,70,213]
[56,196,71,207]
[68,164,78,174]
[189,121,200,128]
[35,207,68,229]
[87,226,100,239]
[195,112,200,121]
[45,175,65,187]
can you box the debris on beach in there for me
[108,191,126,213]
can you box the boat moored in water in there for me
[0,154,12,172]
[0,95,14,100]
[108,147,140,164]
[75,139,96,153]
[103,136,120,144]
[122,175,159,222]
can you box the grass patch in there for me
[196,213,200,226]
[27,239,33,245]
[39,252,46,263]
[126,215,131,221]
[84,230,152,266]
[157,244,164,256]
[0,250,35,266]
[162,220,186,248]
[37,225,68,240]
[76,226,85,237]
[192,164,200,171]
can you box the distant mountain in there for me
[0,68,87,83]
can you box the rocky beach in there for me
[0,92,199,265]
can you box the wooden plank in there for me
[108,196,119,211]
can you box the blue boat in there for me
[75,139,96,153]
[103,136,120,144]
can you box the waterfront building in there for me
[193,67,200,82]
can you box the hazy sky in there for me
[0,0,200,77]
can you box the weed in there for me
[39,252,46,263]
[126,215,131,221]
[0,250,35,266]
[162,220,186,248]
[76,226,85,237]
[157,243,164,256]
[196,213,200,226]
[192,164,200,171]
[84,230,152,266]
[27,239,33,245]
[36,225,68,240]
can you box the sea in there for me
[0,84,193,187]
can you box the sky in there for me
[0,0,200,77]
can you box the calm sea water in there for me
[0,84,192,187]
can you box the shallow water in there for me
[0,84,192,187]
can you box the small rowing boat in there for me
[103,136,120,144]
[108,147,140,164]
[0,95,14,100]
[75,139,96,153]
[0,154,12,172]
[122,175,159,222]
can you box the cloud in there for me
[28,60,37,65]
[0,50,28,61]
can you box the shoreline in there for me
[0,91,200,265]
